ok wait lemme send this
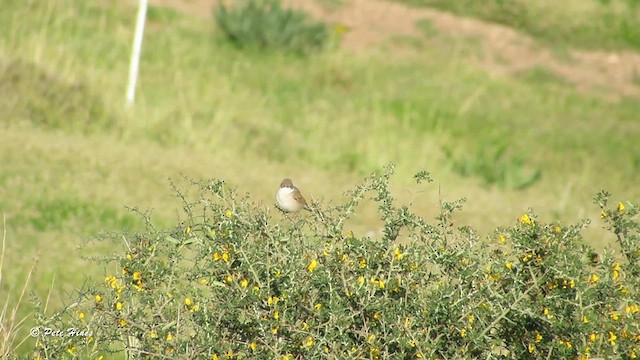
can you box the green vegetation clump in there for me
[30,167,640,359]
[214,0,329,54]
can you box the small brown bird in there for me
[275,178,308,213]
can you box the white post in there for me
[126,0,149,108]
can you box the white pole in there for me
[126,0,148,108]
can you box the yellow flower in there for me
[126,253,133,260]
[271,327,279,335]
[393,247,404,260]
[359,258,367,268]
[582,316,589,323]
[225,210,233,218]
[553,225,561,233]
[222,252,230,263]
[589,333,598,343]
[589,273,599,284]
[118,318,127,327]
[505,261,513,270]
[600,211,607,219]
[367,334,376,343]
[612,262,621,280]
[213,252,221,261]
[78,311,85,320]
[521,253,533,263]
[307,259,318,272]
[184,297,193,306]
[626,304,639,314]
[224,275,233,284]
[211,355,219,360]
[267,296,280,306]
[185,226,191,234]
[314,303,323,310]
[369,277,386,289]
[250,342,258,351]
[149,330,158,339]
[345,230,354,238]
[166,332,174,341]
[240,278,249,288]
[304,336,314,347]
[609,331,617,346]
[498,234,507,243]
[115,301,123,311]
[535,332,543,343]
[66,346,75,355]
[225,350,234,359]
[370,346,380,358]
[95,294,102,303]
[404,317,411,326]
[528,344,535,353]
[617,202,625,212]
[460,328,467,337]
[273,310,279,320]
[199,278,208,285]
[373,312,381,320]
[519,214,533,225]
[611,312,619,321]
[468,314,475,325]
[357,276,365,285]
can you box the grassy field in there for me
[394,0,640,51]
[1,0,639,355]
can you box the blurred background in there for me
[1,0,639,354]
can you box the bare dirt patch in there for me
[144,0,640,99]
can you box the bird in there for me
[275,178,308,213]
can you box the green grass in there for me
[393,0,640,51]
[0,0,639,355]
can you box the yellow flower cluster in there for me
[307,259,318,272]
[212,251,231,263]
[519,214,534,225]
[369,277,385,289]
[184,297,200,313]
[105,275,124,294]
[612,263,621,280]
[393,247,404,261]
